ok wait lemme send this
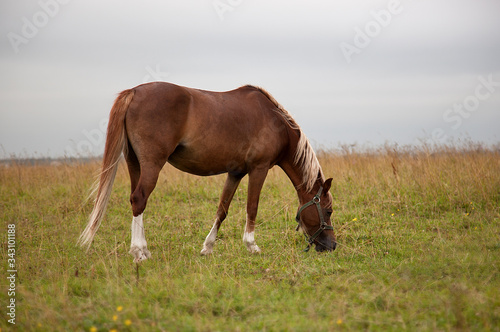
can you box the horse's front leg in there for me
[244,167,269,253]
[201,173,242,255]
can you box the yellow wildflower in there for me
[125,319,132,326]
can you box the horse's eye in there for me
[326,209,333,217]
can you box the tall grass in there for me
[1,144,499,331]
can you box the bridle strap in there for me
[295,185,334,251]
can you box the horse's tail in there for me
[78,89,135,250]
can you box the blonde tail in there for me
[78,89,135,250]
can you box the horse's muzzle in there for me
[315,237,337,252]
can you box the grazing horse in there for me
[78,82,336,262]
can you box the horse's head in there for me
[295,178,336,252]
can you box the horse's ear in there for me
[323,178,333,193]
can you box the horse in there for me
[78,82,336,262]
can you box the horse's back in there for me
[125,82,289,175]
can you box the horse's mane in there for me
[244,85,322,192]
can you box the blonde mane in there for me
[245,85,322,192]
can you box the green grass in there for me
[1,145,500,331]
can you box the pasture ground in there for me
[1,144,499,331]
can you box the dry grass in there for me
[1,144,499,331]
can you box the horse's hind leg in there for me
[125,143,141,199]
[201,173,243,255]
[128,161,163,263]
[129,213,150,263]
[125,148,149,263]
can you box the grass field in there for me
[1,144,500,331]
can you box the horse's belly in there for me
[167,143,248,176]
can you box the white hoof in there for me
[129,246,151,263]
[201,222,218,256]
[246,243,261,254]
[200,246,213,256]
[243,231,261,254]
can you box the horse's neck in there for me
[279,157,319,205]
[278,127,322,203]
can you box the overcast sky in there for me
[1,0,499,158]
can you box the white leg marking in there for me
[243,230,261,253]
[201,219,219,255]
[129,213,151,263]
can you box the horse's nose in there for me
[315,237,336,252]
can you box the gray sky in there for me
[1,0,499,157]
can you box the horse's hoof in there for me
[247,244,261,254]
[130,246,151,263]
[200,246,213,256]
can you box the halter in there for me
[295,185,334,252]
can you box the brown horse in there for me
[78,82,336,262]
